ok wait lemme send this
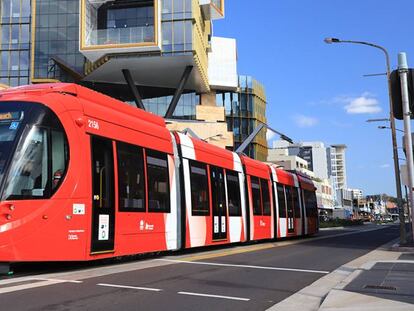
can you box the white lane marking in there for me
[156,259,329,274]
[31,278,83,284]
[178,291,250,301]
[97,283,162,292]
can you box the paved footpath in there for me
[269,226,414,311]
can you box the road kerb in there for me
[266,236,401,311]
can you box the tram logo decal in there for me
[139,220,154,231]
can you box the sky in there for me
[213,0,414,196]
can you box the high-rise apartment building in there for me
[0,0,268,160]
[328,144,347,190]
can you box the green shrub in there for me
[319,218,364,228]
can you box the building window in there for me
[0,0,30,86]
[147,149,170,213]
[227,170,242,217]
[117,142,146,212]
[190,161,209,216]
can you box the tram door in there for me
[90,137,115,253]
[286,186,295,233]
[211,166,227,241]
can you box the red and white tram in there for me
[0,83,318,267]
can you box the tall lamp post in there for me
[325,37,407,244]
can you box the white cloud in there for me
[293,115,319,128]
[380,164,390,169]
[343,93,382,114]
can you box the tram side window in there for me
[292,188,301,218]
[251,176,262,215]
[147,150,170,213]
[227,170,242,217]
[305,190,318,217]
[4,127,49,199]
[117,142,146,212]
[277,183,287,218]
[190,161,209,216]
[261,179,271,216]
[51,130,69,192]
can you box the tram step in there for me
[0,263,11,275]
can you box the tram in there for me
[0,83,318,267]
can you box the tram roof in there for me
[0,83,166,128]
[241,155,271,180]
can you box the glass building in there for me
[0,1,269,160]
[216,75,268,162]
[0,0,31,87]
[144,75,268,161]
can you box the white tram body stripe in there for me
[178,133,196,160]
[228,153,244,243]
[232,152,243,173]
[165,154,178,250]
[280,218,287,238]
[292,174,299,188]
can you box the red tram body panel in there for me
[241,156,273,241]
[0,83,318,265]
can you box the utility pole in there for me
[398,52,414,242]
[325,38,406,244]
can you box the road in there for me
[0,224,399,311]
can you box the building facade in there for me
[273,140,330,180]
[267,147,314,177]
[216,75,268,161]
[0,0,268,160]
[0,0,31,87]
[328,144,347,191]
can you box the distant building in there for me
[314,178,334,213]
[273,140,330,180]
[267,147,314,177]
[328,144,348,190]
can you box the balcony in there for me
[199,0,224,20]
[80,0,161,62]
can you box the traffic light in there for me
[390,69,414,120]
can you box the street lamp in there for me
[378,125,404,133]
[325,37,407,244]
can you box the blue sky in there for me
[213,0,414,196]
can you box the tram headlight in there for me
[5,214,12,220]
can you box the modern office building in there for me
[0,0,269,159]
[216,75,268,161]
[0,0,31,87]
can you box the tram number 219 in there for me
[88,119,100,130]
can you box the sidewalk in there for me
[268,232,414,311]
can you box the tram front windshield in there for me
[0,112,22,186]
[0,102,69,201]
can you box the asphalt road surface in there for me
[0,224,399,311]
